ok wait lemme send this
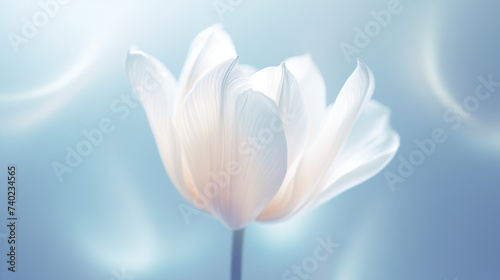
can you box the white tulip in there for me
[126,24,400,231]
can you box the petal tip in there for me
[128,45,139,53]
[279,61,287,71]
[354,58,375,88]
[126,48,148,61]
[356,58,367,69]
[207,23,229,38]
[232,56,240,65]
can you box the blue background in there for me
[0,0,499,279]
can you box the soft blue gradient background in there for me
[0,0,499,279]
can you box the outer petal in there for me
[126,49,199,203]
[178,58,288,229]
[284,54,327,142]
[309,100,400,209]
[258,59,374,221]
[251,63,308,165]
[126,48,177,117]
[175,24,237,118]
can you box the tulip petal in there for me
[126,49,177,117]
[258,59,374,221]
[126,49,199,203]
[179,59,287,229]
[284,54,327,142]
[241,64,258,76]
[175,24,237,118]
[310,100,400,209]
[251,63,308,165]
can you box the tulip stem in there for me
[231,228,245,280]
